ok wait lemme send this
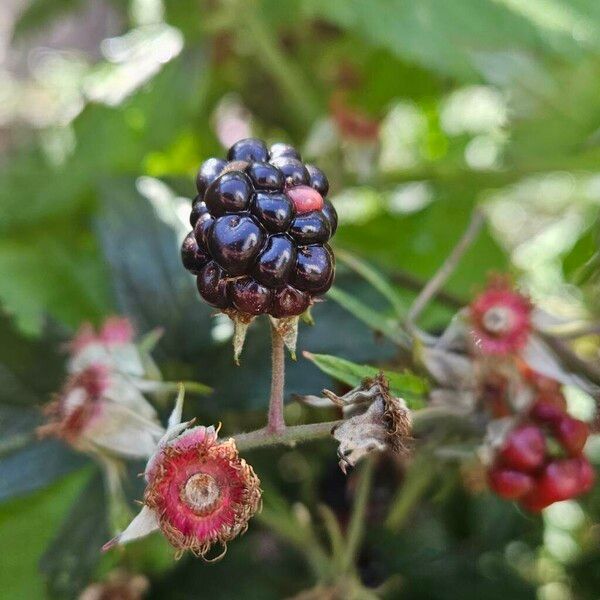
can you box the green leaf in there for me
[1,53,208,234]
[0,315,65,407]
[303,352,428,409]
[0,427,87,503]
[327,286,410,348]
[0,52,210,335]
[0,225,111,335]
[301,0,588,80]
[141,380,213,396]
[0,468,91,599]
[40,470,109,598]
[336,249,407,317]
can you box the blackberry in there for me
[208,214,264,276]
[228,138,269,163]
[270,156,309,187]
[181,138,337,318]
[289,211,331,245]
[252,235,296,287]
[291,244,334,293]
[181,232,210,274]
[197,261,229,308]
[196,158,227,197]
[305,164,329,196]
[321,200,338,235]
[190,197,209,227]
[269,142,301,160]
[205,172,252,216]
[246,162,284,191]
[251,192,294,233]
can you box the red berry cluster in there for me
[488,372,594,512]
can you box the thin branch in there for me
[267,325,287,434]
[407,209,486,327]
[234,420,340,452]
[234,408,454,453]
[391,270,464,310]
[539,333,600,391]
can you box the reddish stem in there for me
[267,325,286,434]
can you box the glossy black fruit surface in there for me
[209,214,264,276]
[196,261,230,308]
[289,211,331,245]
[205,172,252,216]
[196,158,227,196]
[321,200,338,236]
[271,285,310,318]
[251,192,294,233]
[269,142,301,160]
[269,157,309,187]
[291,244,334,293]
[246,162,284,191]
[252,234,296,287]
[181,232,210,274]
[229,277,273,315]
[305,164,329,196]
[193,214,214,248]
[190,199,210,227]
[183,139,337,317]
[227,138,269,163]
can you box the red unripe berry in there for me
[574,456,595,494]
[535,459,582,504]
[554,416,589,456]
[488,467,534,499]
[529,397,566,424]
[519,489,554,513]
[499,425,546,472]
[286,185,324,214]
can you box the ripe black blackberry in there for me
[181,138,336,319]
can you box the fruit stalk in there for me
[235,420,340,452]
[267,325,287,433]
[234,408,447,453]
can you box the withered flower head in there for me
[319,374,412,473]
[39,364,109,446]
[38,362,164,459]
[67,316,146,378]
[104,389,261,560]
[469,276,532,356]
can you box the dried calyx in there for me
[305,373,412,473]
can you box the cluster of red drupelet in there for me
[487,368,594,512]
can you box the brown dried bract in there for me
[328,373,412,473]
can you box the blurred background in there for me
[1,0,600,598]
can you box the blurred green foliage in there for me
[1,0,600,598]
